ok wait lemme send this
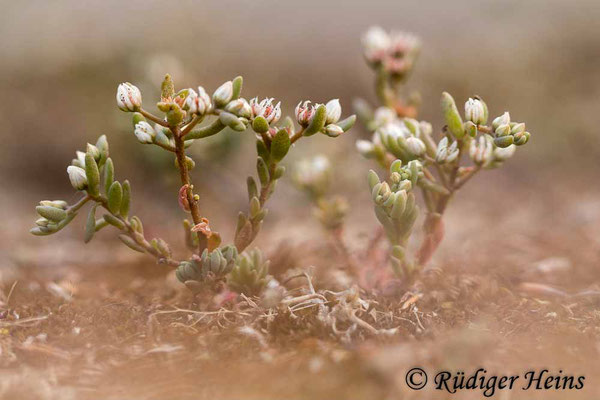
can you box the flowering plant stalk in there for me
[356,27,532,281]
[31,74,355,294]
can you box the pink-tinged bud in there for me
[250,97,281,124]
[183,87,212,116]
[225,98,252,119]
[116,82,142,112]
[191,217,212,237]
[362,26,391,63]
[134,121,156,144]
[325,99,342,124]
[178,184,191,212]
[295,101,317,126]
[67,166,87,191]
[212,81,233,107]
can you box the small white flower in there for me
[116,82,142,112]
[295,101,317,126]
[67,166,87,191]
[134,121,156,144]
[225,98,252,119]
[362,26,391,62]
[492,112,510,131]
[250,98,281,124]
[325,99,342,124]
[464,98,486,125]
[212,81,233,107]
[325,124,344,137]
[405,137,426,156]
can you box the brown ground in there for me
[2,176,600,400]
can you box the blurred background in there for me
[1,0,599,270]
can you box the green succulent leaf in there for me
[108,181,123,214]
[270,129,291,162]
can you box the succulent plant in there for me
[30,73,355,295]
[227,249,270,296]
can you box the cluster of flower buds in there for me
[369,160,420,244]
[175,245,238,283]
[67,136,109,192]
[182,86,212,116]
[362,26,421,78]
[31,200,75,236]
[292,99,353,138]
[291,155,332,200]
[356,106,435,166]
[469,134,517,168]
[491,112,531,148]
[227,248,271,296]
[116,75,251,140]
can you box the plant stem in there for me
[172,126,207,253]
[139,108,169,127]
[68,194,91,214]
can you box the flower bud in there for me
[405,137,426,156]
[513,131,530,146]
[86,143,101,161]
[212,81,233,107]
[362,26,391,63]
[295,101,316,126]
[469,135,493,165]
[325,99,342,124]
[494,135,514,148]
[116,82,142,112]
[184,86,212,116]
[492,112,510,131]
[67,166,87,191]
[464,98,487,125]
[225,98,252,119]
[511,122,526,135]
[74,151,86,168]
[493,144,516,161]
[134,121,156,144]
[495,124,511,137]
[325,124,344,137]
[372,107,396,128]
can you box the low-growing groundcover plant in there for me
[30,74,355,295]
[31,26,532,297]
